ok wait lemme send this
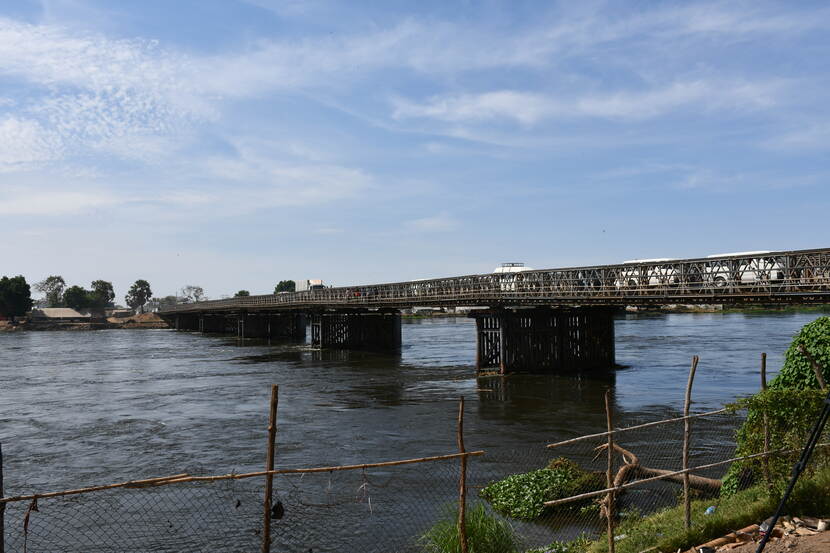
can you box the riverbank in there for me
[0,312,169,331]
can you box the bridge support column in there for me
[470,307,615,373]
[311,310,401,352]
[176,313,199,331]
[266,312,307,340]
[201,314,226,333]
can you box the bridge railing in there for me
[159,247,830,312]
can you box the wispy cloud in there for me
[0,185,120,215]
[405,213,458,232]
[764,123,830,151]
[393,80,783,126]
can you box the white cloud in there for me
[0,116,63,170]
[0,186,120,215]
[764,124,830,151]
[394,80,783,126]
[405,213,458,232]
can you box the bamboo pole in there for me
[546,408,728,449]
[1,443,5,553]
[543,442,830,507]
[605,390,615,553]
[262,385,278,553]
[457,397,468,553]
[683,356,698,531]
[0,451,485,504]
[761,353,771,485]
[798,344,827,390]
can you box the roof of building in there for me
[30,308,91,319]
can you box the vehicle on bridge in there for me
[704,251,785,288]
[493,262,533,292]
[614,258,680,289]
[307,279,325,291]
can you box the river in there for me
[0,311,826,552]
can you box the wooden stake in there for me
[262,385,278,553]
[761,353,771,485]
[457,397,468,553]
[683,356,699,531]
[798,344,827,390]
[605,389,615,553]
[546,408,728,449]
[0,451,486,505]
[1,443,5,553]
[545,442,830,508]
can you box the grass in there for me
[421,502,520,553]
[586,466,830,553]
[421,502,594,553]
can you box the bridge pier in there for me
[311,310,401,352]
[470,307,615,374]
[236,312,307,340]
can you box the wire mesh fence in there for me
[3,384,826,552]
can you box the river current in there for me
[1,311,826,550]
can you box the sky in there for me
[1,0,829,301]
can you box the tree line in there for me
[34,275,154,312]
[0,275,300,321]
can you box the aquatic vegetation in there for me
[479,458,604,521]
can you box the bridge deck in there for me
[159,247,830,314]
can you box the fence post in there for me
[761,353,771,485]
[604,389,615,553]
[457,397,468,553]
[1,442,5,553]
[683,356,699,531]
[262,385,279,553]
[799,344,828,390]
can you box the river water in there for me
[0,311,827,551]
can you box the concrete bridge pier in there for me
[311,310,401,352]
[470,307,615,374]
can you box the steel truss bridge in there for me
[159,247,830,373]
[162,247,830,313]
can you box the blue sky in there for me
[1,1,828,301]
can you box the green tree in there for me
[0,275,33,322]
[274,280,296,293]
[180,285,204,303]
[235,290,250,297]
[125,280,152,313]
[35,275,66,307]
[90,280,115,308]
[154,295,179,309]
[63,285,91,311]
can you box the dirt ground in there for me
[719,531,830,552]
[107,312,169,328]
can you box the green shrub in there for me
[421,502,520,553]
[722,317,830,496]
[771,316,830,390]
[479,458,604,521]
[722,388,829,496]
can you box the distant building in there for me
[29,308,92,322]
